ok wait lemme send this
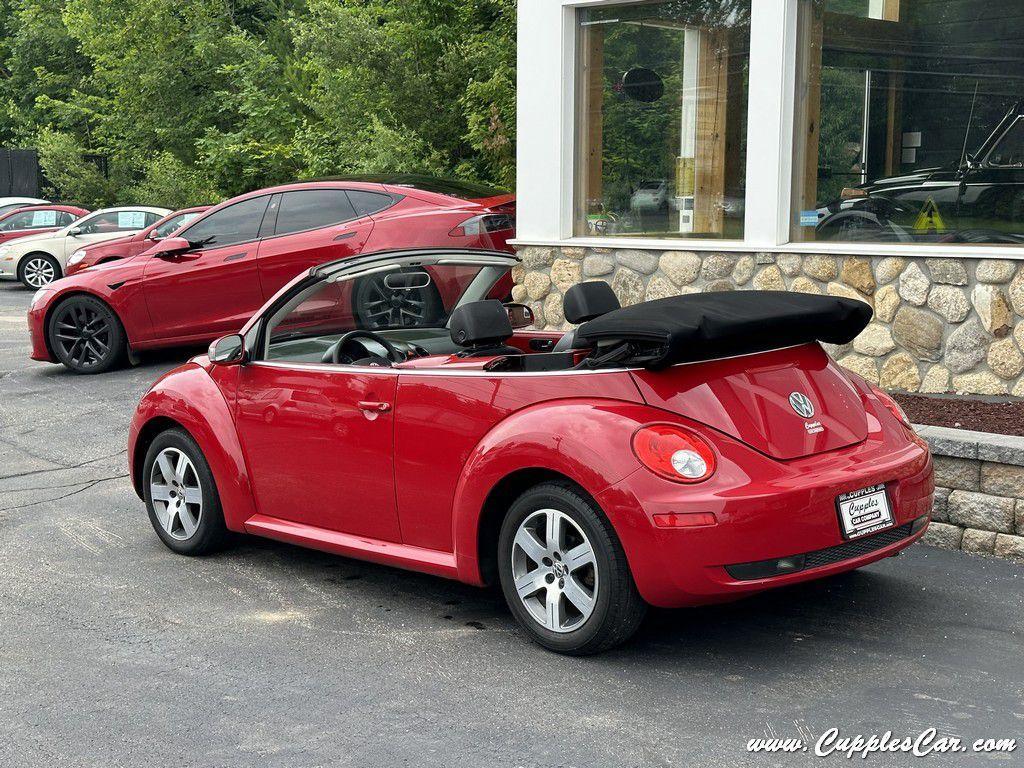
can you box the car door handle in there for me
[357,401,391,414]
[529,338,555,352]
[223,251,247,262]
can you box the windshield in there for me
[263,262,512,363]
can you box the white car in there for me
[0,206,170,288]
[630,180,669,211]
[0,196,49,218]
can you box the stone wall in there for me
[513,247,1024,396]
[916,425,1024,563]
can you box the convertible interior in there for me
[264,280,621,373]
[259,255,873,373]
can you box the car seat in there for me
[552,281,621,352]
[449,300,524,358]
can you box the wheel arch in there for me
[474,468,589,586]
[41,290,124,361]
[450,400,654,586]
[130,365,256,532]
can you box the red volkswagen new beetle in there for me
[28,176,514,373]
[128,249,933,654]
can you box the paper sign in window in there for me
[117,211,146,229]
[31,211,57,227]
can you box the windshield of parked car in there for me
[153,211,204,239]
[261,262,512,363]
[988,118,1024,167]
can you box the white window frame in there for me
[512,0,1024,261]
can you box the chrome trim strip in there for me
[249,360,637,377]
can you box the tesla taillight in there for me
[449,213,515,237]
[631,424,716,483]
[870,385,912,429]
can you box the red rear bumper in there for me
[597,427,933,608]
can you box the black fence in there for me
[0,149,42,197]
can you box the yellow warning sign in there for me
[913,197,946,233]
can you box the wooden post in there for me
[797,3,823,226]
[581,26,604,220]
[693,29,728,234]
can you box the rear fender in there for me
[451,401,668,584]
[129,364,254,532]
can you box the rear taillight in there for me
[871,385,911,428]
[631,424,716,483]
[449,213,515,237]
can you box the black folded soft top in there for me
[575,290,872,369]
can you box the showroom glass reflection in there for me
[574,0,751,240]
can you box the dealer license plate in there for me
[836,484,894,539]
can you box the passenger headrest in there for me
[449,300,513,347]
[563,281,621,324]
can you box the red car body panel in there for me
[0,205,89,245]
[29,180,514,364]
[128,340,934,608]
[64,206,210,276]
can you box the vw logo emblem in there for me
[789,392,815,419]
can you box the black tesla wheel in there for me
[497,480,647,655]
[18,253,61,289]
[47,295,128,374]
[353,274,443,329]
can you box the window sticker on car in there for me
[117,211,146,229]
[31,210,57,227]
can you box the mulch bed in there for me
[894,393,1024,437]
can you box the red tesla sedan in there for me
[28,176,515,373]
[127,248,934,654]
[64,206,211,276]
[0,204,90,245]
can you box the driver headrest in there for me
[449,300,513,347]
[563,281,621,324]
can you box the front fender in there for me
[450,400,671,584]
[129,363,255,532]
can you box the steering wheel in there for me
[326,330,404,365]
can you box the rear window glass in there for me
[275,190,357,235]
[347,191,396,217]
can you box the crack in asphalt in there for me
[0,449,127,481]
[0,473,129,513]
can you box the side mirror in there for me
[150,236,192,259]
[146,229,161,241]
[505,302,534,330]
[208,334,246,366]
[68,226,82,236]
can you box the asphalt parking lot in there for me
[0,281,1022,767]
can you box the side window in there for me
[77,212,121,234]
[178,196,271,248]
[143,212,162,227]
[0,211,36,231]
[56,211,78,227]
[274,190,357,236]
[347,191,397,217]
[152,211,201,239]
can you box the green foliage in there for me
[0,0,516,204]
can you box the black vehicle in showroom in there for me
[816,101,1024,244]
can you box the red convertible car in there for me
[28,176,514,373]
[128,248,934,654]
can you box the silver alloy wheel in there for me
[23,256,56,288]
[149,447,203,541]
[511,508,598,633]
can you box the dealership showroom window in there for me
[523,0,1024,254]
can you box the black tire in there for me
[353,273,443,329]
[18,252,62,289]
[142,428,228,556]
[497,480,647,655]
[47,295,127,374]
